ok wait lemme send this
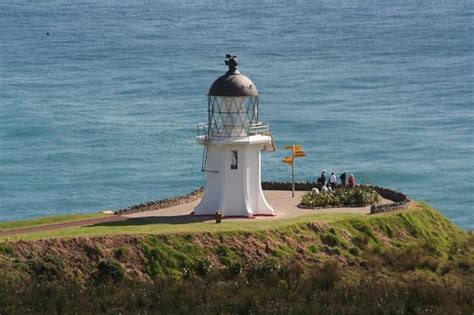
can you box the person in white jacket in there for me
[329,172,337,189]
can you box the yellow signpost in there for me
[282,144,307,197]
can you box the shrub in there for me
[321,233,341,247]
[194,259,213,276]
[216,246,239,266]
[0,244,14,256]
[84,244,102,260]
[383,247,440,272]
[439,264,451,275]
[226,262,243,277]
[419,256,439,272]
[352,235,370,250]
[249,260,282,279]
[308,244,318,253]
[96,259,125,282]
[310,260,341,291]
[457,260,470,272]
[349,247,360,256]
[113,246,129,260]
[27,255,66,280]
[300,187,379,208]
[359,260,370,270]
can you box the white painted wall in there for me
[194,136,275,217]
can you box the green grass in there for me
[1,210,377,242]
[0,202,466,246]
[0,212,110,232]
[141,235,201,277]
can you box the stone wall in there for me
[363,185,409,203]
[261,181,318,191]
[364,185,410,214]
[369,201,409,214]
[114,186,205,215]
[262,181,410,214]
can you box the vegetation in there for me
[1,208,375,242]
[0,202,472,313]
[2,260,472,314]
[301,186,380,208]
[0,212,108,232]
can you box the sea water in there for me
[0,1,472,229]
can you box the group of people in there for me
[317,170,356,189]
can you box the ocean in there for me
[0,1,472,229]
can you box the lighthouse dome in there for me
[208,55,259,97]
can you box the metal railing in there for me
[196,123,208,138]
[247,122,270,135]
[196,122,270,138]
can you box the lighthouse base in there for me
[193,186,275,218]
[194,136,275,218]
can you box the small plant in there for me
[308,244,318,253]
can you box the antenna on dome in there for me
[225,54,238,72]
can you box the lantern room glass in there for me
[207,95,259,137]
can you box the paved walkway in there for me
[1,190,392,236]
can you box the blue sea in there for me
[0,1,472,229]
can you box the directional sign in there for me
[285,144,301,151]
[282,144,307,197]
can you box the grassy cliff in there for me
[0,202,472,314]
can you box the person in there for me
[340,172,347,187]
[329,172,337,189]
[348,174,356,188]
[318,170,326,186]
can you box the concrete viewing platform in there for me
[125,190,393,221]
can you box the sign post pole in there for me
[292,144,295,197]
[283,144,306,198]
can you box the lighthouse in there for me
[194,55,276,217]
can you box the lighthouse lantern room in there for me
[194,55,276,217]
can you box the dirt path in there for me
[0,190,392,237]
[0,215,127,237]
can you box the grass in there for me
[0,212,109,232]
[0,202,466,243]
[0,212,365,242]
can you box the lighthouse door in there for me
[231,150,238,170]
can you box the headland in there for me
[0,183,472,313]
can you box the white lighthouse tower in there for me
[194,55,276,217]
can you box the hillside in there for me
[0,202,472,314]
